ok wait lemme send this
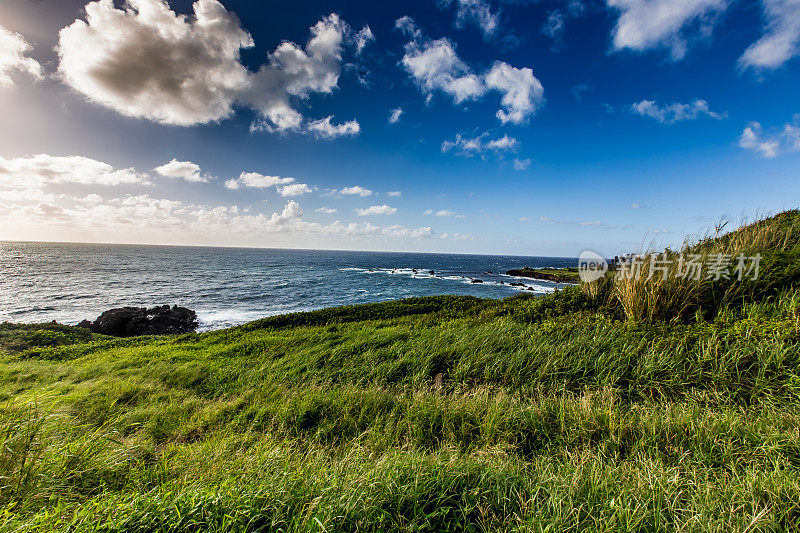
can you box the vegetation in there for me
[506,266,580,283]
[1,211,800,531]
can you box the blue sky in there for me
[0,0,798,256]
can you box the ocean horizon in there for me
[1,241,578,331]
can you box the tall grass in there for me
[588,210,800,323]
[1,210,799,530]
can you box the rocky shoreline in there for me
[77,305,198,337]
[505,267,580,284]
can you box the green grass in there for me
[2,211,800,531]
[506,267,581,282]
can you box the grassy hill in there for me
[1,212,800,531]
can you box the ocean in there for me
[0,242,578,331]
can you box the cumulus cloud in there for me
[389,108,404,124]
[306,116,360,138]
[739,0,800,70]
[442,133,519,157]
[397,18,544,123]
[224,172,295,190]
[738,117,800,158]
[315,206,337,214]
[607,0,729,60]
[631,99,725,123]
[0,25,42,86]
[399,34,486,103]
[0,154,145,188]
[484,62,545,124]
[355,204,397,216]
[278,183,313,197]
[339,185,373,196]
[439,0,500,37]
[57,1,360,134]
[386,190,402,197]
[154,159,209,182]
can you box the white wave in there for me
[196,308,269,331]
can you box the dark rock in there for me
[77,320,92,329]
[506,267,579,284]
[509,282,525,287]
[428,270,435,275]
[88,305,198,337]
[470,279,483,283]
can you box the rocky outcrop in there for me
[80,305,198,337]
[506,267,579,284]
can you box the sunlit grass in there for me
[1,210,800,531]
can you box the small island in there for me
[506,266,580,283]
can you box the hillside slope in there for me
[1,212,800,531]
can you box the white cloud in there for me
[355,204,397,216]
[607,0,729,60]
[424,208,465,218]
[240,13,357,134]
[442,133,519,157]
[386,190,402,197]
[540,216,610,228]
[518,216,530,222]
[400,36,486,103]
[1,194,440,243]
[57,2,360,133]
[389,108,404,124]
[339,185,373,196]
[513,158,532,170]
[315,206,337,214]
[484,62,545,124]
[739,0,800,70]
[0,188,56,203]
[738,117,800,158]
[441,0,500,37]
[436,209,466,218]
[542,10,565,41]
[306,116,360,138]
[154,159,209,182]
[0,154,145,188]
[278,183,313,197]
[382,225,434,238]
[395,15,423,40]
[631,99,725,123]
[397,18,543,123]
[440,232,473,240]
[486,134,519,151]
[57,0,253,126]
[225,172,295,190]
[78,193,104,203]
[0,25,42,87]
[353,25,375,55]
